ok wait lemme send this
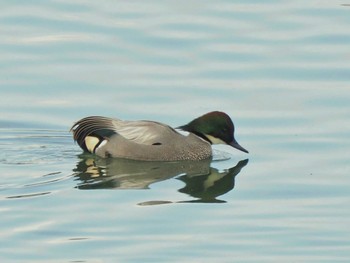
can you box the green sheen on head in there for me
[179,111,249,153]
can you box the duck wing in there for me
[114,119,176,144]
[71,116,178,151]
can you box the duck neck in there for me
[178,125,212,144]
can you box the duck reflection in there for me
[177,159,248,203]
[73,154,248,203]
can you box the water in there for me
[1,0,350,262]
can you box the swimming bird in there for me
[71,111,248,161]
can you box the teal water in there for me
[1,1,350,262]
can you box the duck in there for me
[70,111,248,161]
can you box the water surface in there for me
[1,1,350,262]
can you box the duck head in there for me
[179,111,249,153]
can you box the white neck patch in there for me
[205,134,226,145]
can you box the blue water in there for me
[1,1,350,262]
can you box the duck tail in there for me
[70,116,117,154]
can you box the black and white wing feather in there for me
[71,116,178,153]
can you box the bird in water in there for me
[71,111,248,161]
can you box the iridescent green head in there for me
[179,111,249,153]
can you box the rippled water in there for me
[1,1,350,262]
